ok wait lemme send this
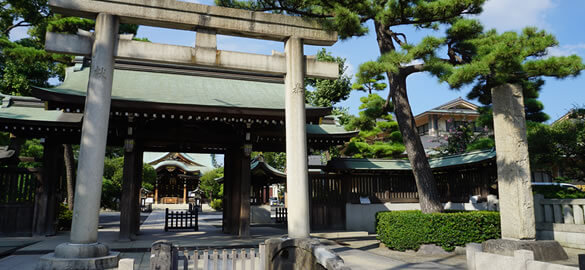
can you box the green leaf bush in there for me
[210,199,223,211]
[57,203,73,231]
[376,210,501,251]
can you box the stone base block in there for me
[482,239,568,261]
[36,242,120,270]
[37,252,120,270]
[264,238,349,270]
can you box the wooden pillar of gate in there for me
[239,148,251,238]
[230,148,242,235]
[132,144,143,235]
[119,130,144,240]
[222,149,234,234]
[120,138,140,240]
[33,138,63,236]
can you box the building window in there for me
[417,124,429,135]
[447,120,469,131]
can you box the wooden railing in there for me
[0,167,40,204]
[164,208,198,232]
[275,207,287,224]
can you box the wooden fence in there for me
[274,207,287,224]
[0,167,41,235]
[0,167,39,203]
[309,175,345,230]
[335,160,497,204]
[164,208,198,232]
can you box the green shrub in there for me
[532,185,585,199]
[57,203,73,231]
[376,210,501,251]
[210,199,223,211]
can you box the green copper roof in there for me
[326,149,496,171]
[36,67,307,110]
[0,95,81,123]
[251,158,286,178]
[306,124,356,136]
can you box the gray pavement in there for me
[0,208,468,270]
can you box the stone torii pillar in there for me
[38,13,120,269]
[285,37,310,238]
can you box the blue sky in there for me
[6,0,583,122]
[131,0,585,122]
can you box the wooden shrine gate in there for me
[0,167,41,235]
[309,174,345,230]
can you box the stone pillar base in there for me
[482,239,568,262]
[36,242,119,270]
[264,238,349,270]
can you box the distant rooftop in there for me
[325,149,495,171]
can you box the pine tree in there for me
[344,93,405,158]
[445,27,584,120]
[305,49,352,107]
[216,0,487,213]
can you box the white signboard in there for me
[359,196,371,205]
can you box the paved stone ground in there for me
[2,207,582,270]
[334,236,584,269]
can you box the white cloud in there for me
[402,59,424,67]
[343,61,355,79]
[478,0,555,32]
[547,43,585,57]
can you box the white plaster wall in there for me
[251,205,272,224]
[438,119,447,132]
[470,250,578,270]
[537,230,585,249]
[346,201,491,233]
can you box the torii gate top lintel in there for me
[49,0,338,46]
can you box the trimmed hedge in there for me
[376,210,501,251]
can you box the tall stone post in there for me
[284,37,310,238]
[491,83,535,240]
[38,13,120,270]
[477,84,568,262]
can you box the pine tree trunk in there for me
[374,22,443,213]
[63,144,75,211]
[390,75,443,213]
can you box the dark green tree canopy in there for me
[305,49,352,107]
[1,0,139,96]
[445,27,584,122]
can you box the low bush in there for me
[210,198,223,211]
[376,210,500,251]
[57,203,73,231]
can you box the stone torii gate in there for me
[38,0,339,269]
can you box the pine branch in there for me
[3,21,32,35]
[401,63,426,76]
[391,32,408,46]
[447,42,464,64]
